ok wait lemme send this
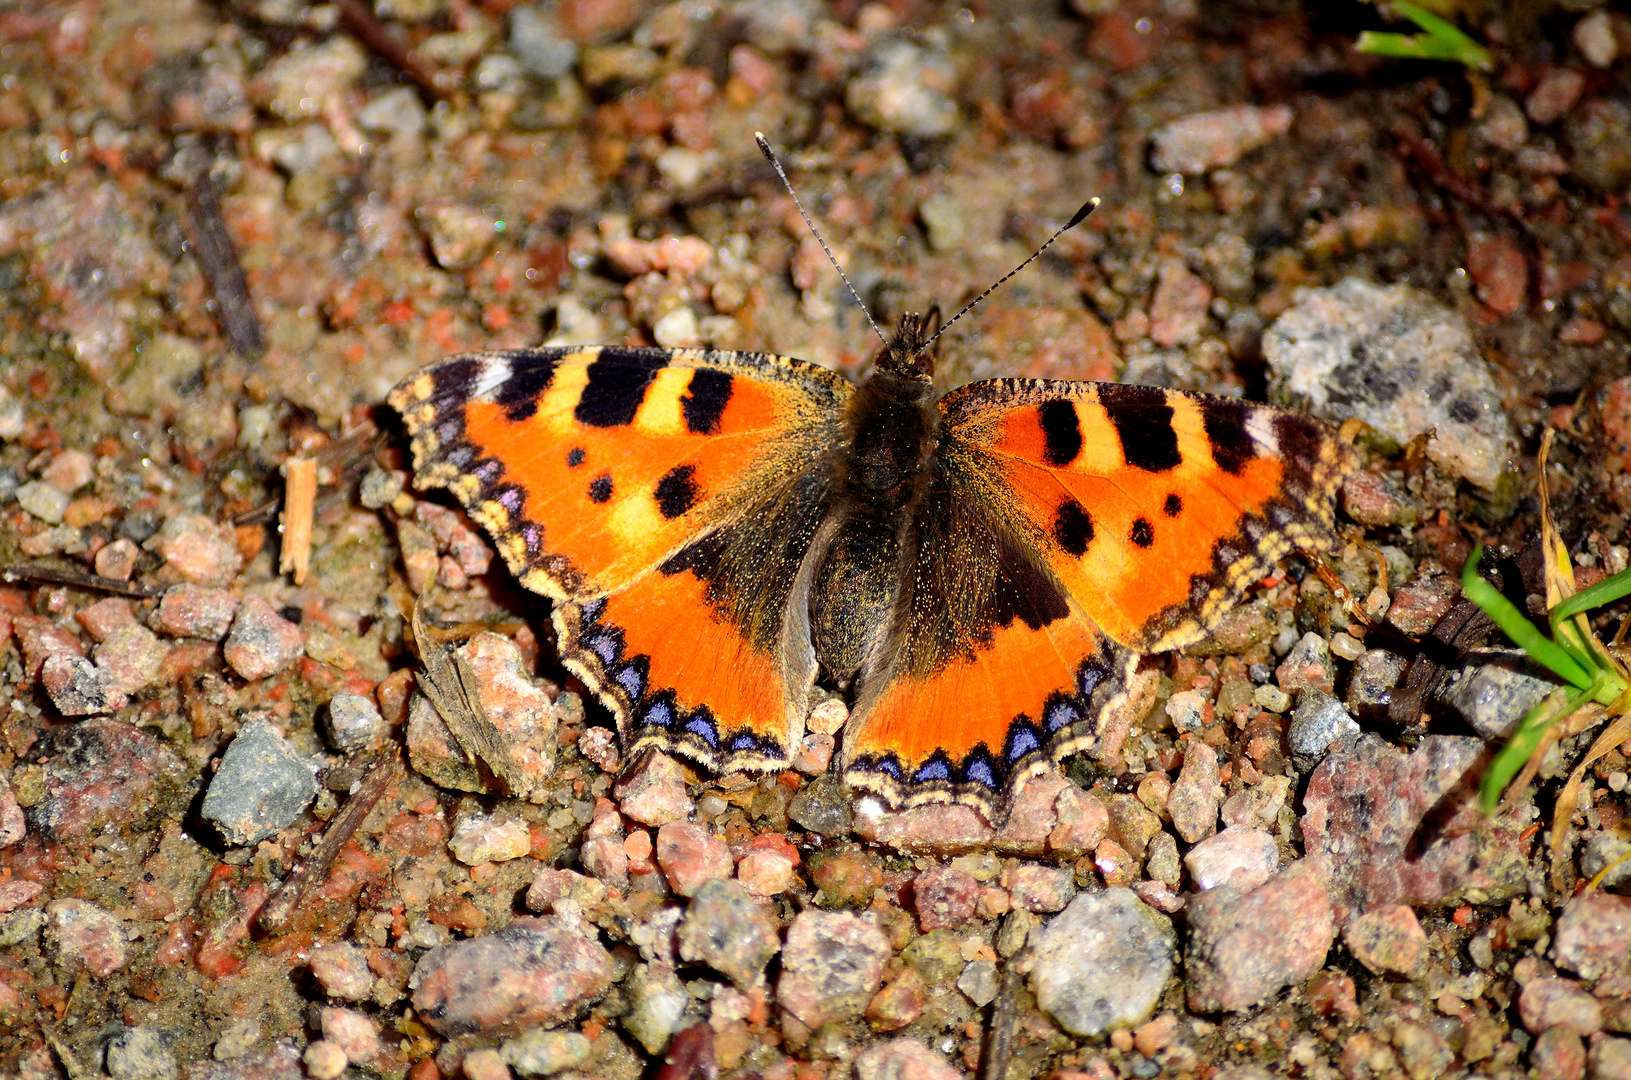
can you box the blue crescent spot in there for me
[642,700,673,727]
[588,634,618,664]
[499,487,524,512]
[1007,727,1041,760]
[1079,662,1107,696]
[685,716,719,746]
[578,599,605,621]
[1045,700,1081,732]
[966,759,997,788]
[615,666,644,699]
[914,759,951,782]
[729,733,759,751]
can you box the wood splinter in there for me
[279,456,318,585]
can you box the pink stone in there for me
[1185,860,1335,1013]
[1048,782,1109,858]
[45,899,129,977]
[1342,904,1427,978]
[911,865,979,930]
[613,751,693,826]
[1148,104,1294,174]
[74,598,135,641]
[0,880,43,913]
[157,584,239,640]
[1149,258,1212,348]
[1552,892,1631,982]
[776,910,890,1029]
[156,517,243,586]
[1525,67,1586,125]
[1183,827,1278,893]
[410,916,614,1035]
[223,597,303,681]
[14,614,85,680]
[737,836,797,897]
[655,821,732,897]
[1518,977,1602,1036]
[320,1007,382,1062]
[310,942,374,1002]
[854,1038,962,1080]
[1009,864,1077,913]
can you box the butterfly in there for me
[389,157,1355,821]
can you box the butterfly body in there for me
[390,314,1355,820]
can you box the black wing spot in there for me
[1201,398,1256,476]
[495,357,561,422]
[588,473,613,503]
[1101,386,1181,473]
[654,464,699,519]
[1163,493,1182,517]
[681,368,733,435]
[1130,518,1154,548]
[567,447,586,467]
[431,357,481,402]
[1052,499,1095,557]
[1039,400,1082,466]
[575,352,664,427]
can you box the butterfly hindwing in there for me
[842,475,1137,813]
[939,380,1356,652]
[390,346,850,772]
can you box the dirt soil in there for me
[1,0,1631,1078]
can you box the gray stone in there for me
[106,1026,178,1080]
[845,37,959,138]
[1582,832,1631,893]
[201,717,319,846]
[676,879,780,989]
[510,6,578,79]
[1029,888,1176,1036]
[502,1030,592,1077]
[1263,278,1516,492]
[958,956,999,1007]
[325,691,384,751]
[623,961,689,1055]
[15,480,68,524]
[355,87,427,138]
[1346,648,1407,718]
[1288,689,1360,772]
[1433,648,1561,740]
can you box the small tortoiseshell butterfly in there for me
[390,156,1355,821]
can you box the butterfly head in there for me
[873,309,940,382]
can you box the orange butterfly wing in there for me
[390,346,849,771]
[842,381,1354,816]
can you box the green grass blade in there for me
[1357,1,1493,71]
[1461,547,1594,690]
[1479,686,1585,814]
[1552,565,1631,623]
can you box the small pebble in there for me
[776,910,891,1029]
[612,751,694,826]
[502,1030,591,1077]
[462,1048,512,1080]
[41,654,127,716]
[1552,892,1631,982]
[1518,976,1602,1036]
[325,691,385,751]
[854,1039,962,1080]
[1288,689,1360,772]
[200,717,319,846]
[1185,861,1335,1013]
[105,1026,177,1080]
[320,1007,381,1063]
[675,878,781,989]
[1329,631,1364,661]
[44,898,129,977]
[1168,741,1222,843]
[15,480,68,524]
[1009,864,1077,913]
[1343,903,1428,979]
[223,597,304,681]
[157,585,239,641]
[94,538,140,580]
[1183,827,1278,893]
[1575,10,1617,68]
[1029,888,1176,1036]
[410,916,615,1035]
[1149,104,1293,174]
[655,820,732,896]
[310,941,374,1001]
[449,810,532,865]
[302,1041,347,1080]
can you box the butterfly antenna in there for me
[755,132,889,348]
[923,197,1101,349]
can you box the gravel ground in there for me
[1,1,1631,1078]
